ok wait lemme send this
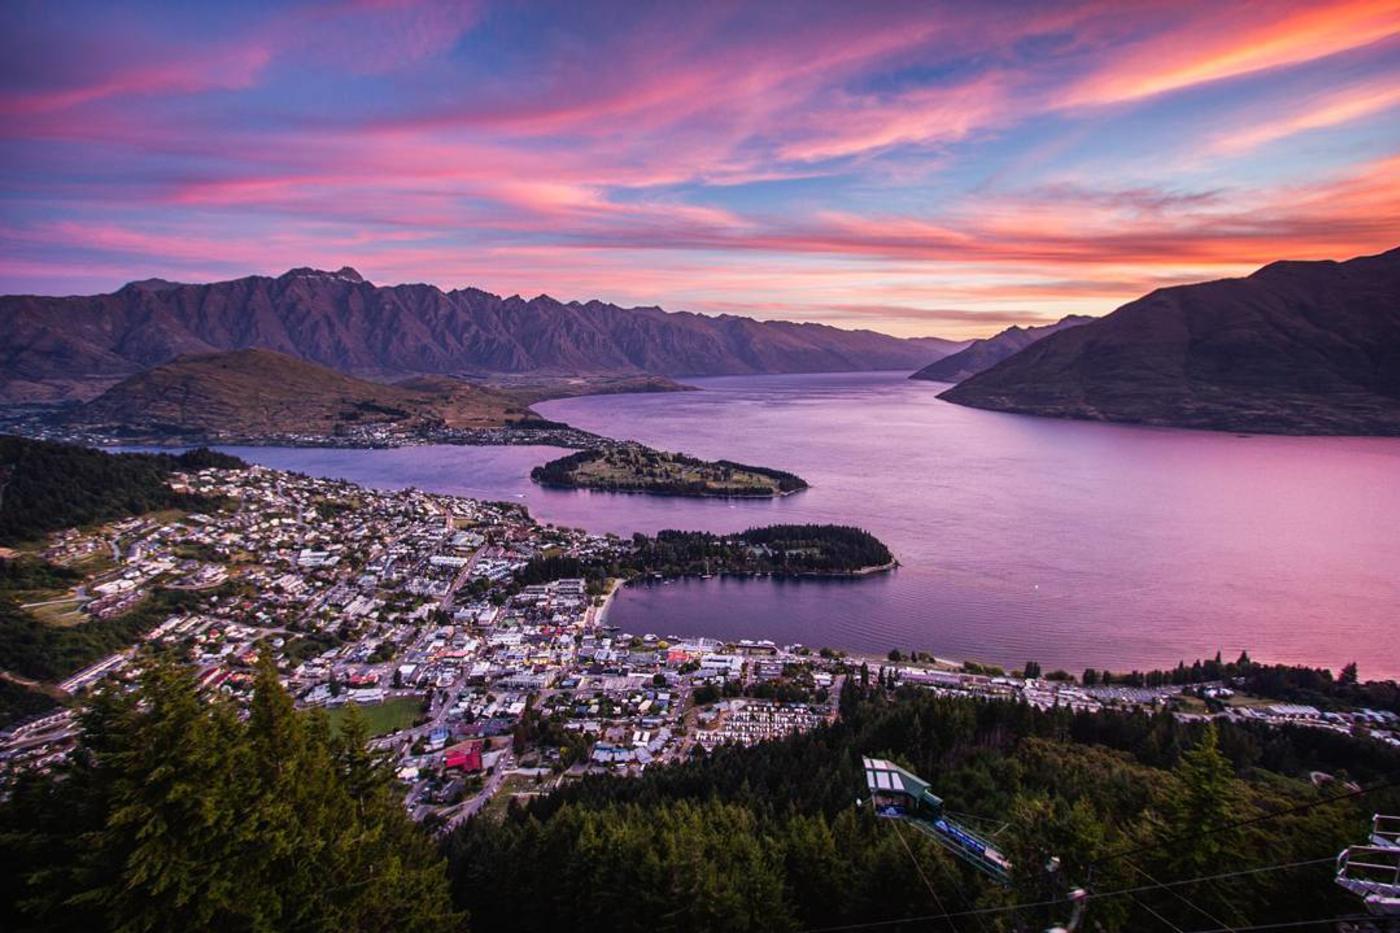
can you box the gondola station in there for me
[861,756,1014,883]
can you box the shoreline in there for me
[532,476,808,500]
[622,558,898,585]
[12,427,616,452]
[592,577,624,628]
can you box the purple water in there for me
[219,371,1400,679]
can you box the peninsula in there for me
[530,445,808,498]
[518,523,896,583]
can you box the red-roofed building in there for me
[443,740,483,772]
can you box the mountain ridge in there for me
[939,247,1400,436]
[64,348,533,440]
[0,267,965,402]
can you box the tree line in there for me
[1083,651,1399,713]
[0,659,459,932]
[445,677,1399,932]
[3,655,1397,931]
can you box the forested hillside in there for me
[3,655,1395,931]
[0,660,458,932]
[0,437,243,544]
[447,679,1398,931]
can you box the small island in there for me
[530,445,808,498]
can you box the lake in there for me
[218,371,1400,679]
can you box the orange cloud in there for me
[1066,0,1400,106]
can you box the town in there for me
[3,461,1396,827]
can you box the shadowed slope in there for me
[940,247,1400,435]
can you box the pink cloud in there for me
[776,75,1012,162]
[1210,78,1400,153]
[1063,0,1400,107]
[0,0,481,122]
[0,45,272,118]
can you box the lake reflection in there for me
[218,371,1400,678]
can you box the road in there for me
[440,546,486,612]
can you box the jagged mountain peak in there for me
[278,266,367,284]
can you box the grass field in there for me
[27,598,88,628]
[324,695,425,736]
[479,772,547,822]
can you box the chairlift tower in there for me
[1336,814,1400,916]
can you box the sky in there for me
[2,0,1399,338]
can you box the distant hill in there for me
[940,247,1400,435]
[0,267,965,402]
[910,315,1092,384]
[66,348,532,440]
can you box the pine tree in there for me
[0,655,462,932]
[1163,723,1240,877]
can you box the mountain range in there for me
[909,314,1093,383]
[0,267,965,403]
[940,247,1400,435]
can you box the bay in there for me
[217,371,1400,679]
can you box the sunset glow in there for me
[3,0,1399,336]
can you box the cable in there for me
[1095,857,1332,902]
[1122,856,1236,933]
[891,817,958,932]
[926,837,991,933]
[1131,893,1185,932]
[1089,776,1399,868]
[1180,916,1375,933]
[798,856,1334,933]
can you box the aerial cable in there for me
[1131,893,1187,932]
[1121,856,1237,933]
[924,833,992,933]
[1089,776,1400,868]
[798,856,1336,933]
[891,816,958,932]
[1179,915,1376,933]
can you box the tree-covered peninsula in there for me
[531,444,807,498]
[516,524,895,585]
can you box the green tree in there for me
[1162,722,1240,876]
[0,657,461,932]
